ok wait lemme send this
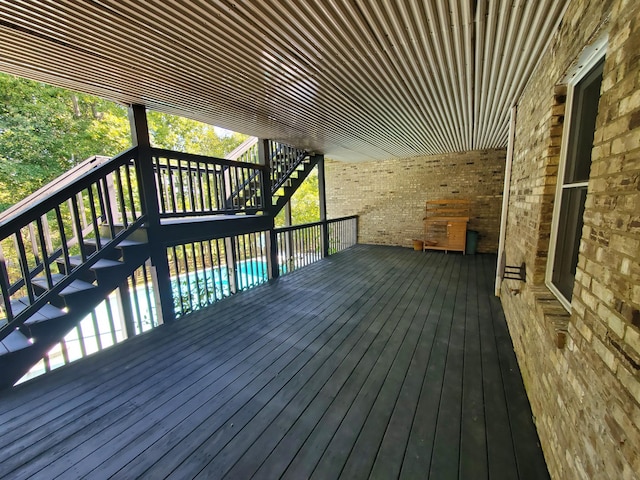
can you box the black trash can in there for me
[466,230,479,255]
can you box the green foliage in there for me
[0,73,131,211]
[147,111,247,158]
[0,73,248,212]
[275,168,320,227]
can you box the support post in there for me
[224,237,238,294]
[317,155,329,257]
[128,104,175,324]
[116,280,136,338]
[284,201,293,272]
[495,106,517,297]
[259,139,280,280]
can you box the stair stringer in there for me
[0,245,150,389]
[271,154,321,216]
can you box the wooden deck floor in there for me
[0,245,549,479]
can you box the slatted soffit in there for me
[0,1,569,162]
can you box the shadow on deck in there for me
[0,245,549,479]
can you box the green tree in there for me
[0,73,248,212]
[0,73,131,210]
[275,168,320,227]
[147,111,247,157]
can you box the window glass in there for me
[551,58,603,303]
[564,62,604,184]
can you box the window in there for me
[547,51,605,309]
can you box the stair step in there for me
[32,274,96,296]
[84,237,146,249]
[64,255,124,270]
[98,224,149,242]
[0,330,32,355]
[84,237,149,263]
[6,297,67,326]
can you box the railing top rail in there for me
[0,147,138,238]
[273,215,358,234]
[225,137,258,161]
[0,154,111,223]
[151,147,268,171]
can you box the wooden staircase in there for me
[0,139,320,389]
[271,150,320,215]
[223,143,319,216]
[0,233,149,389]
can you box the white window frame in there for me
[546,38,607,311]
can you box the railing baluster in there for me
[248,233,256,286]
[41,212,54,254]
[114,168,128,228]
[76,191,88,233]
[35,218,54,290]
[95,179,108,226]
[43,352,51,373]
[168,159,177,213]
[154,156,167,215]
[27,223,40,268]
[99,177,116,239]
[204,163,214,212]
[198,240,209,304]
[215,238,225,299]
[182,244,193,312]
[197,164,206,213]
[189,243,200,307]
[14,230,35,303]
[176,159,185,213]
[70,194,89,259]
[105,172,121,226]
[66,198,80,249]
[141,262,156,329]
[103,295,117,345]
[129,271,144,334]
[0,244,13,322]
[186,160,195,212]
[124,163,137,224]
[73,324,86,358]
[203,240,215,302]
[170,246,182,315]
[87,185,102,246]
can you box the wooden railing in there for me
[20,261,160,383]
[151,148,268,217]
[0,137,357,386]
[169,231,270,318]
[225,137,260,164]
[269,142,308,192]
[0,147,145,342]
[274,216,358,276]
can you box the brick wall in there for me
[501,0,640,478]
[325,149,505,253]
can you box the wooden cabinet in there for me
[423,199,469,254]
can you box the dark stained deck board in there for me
[104,249,416,479]
[0,261,362,476]
[459,254,489,479]
[0,245,549,479]
[227,254,450,480]
[481,255,550,480]
[166,248,424,479]
[29,251,404,479]
[0,255,380,476]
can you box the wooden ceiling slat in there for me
[0,0,570,161]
